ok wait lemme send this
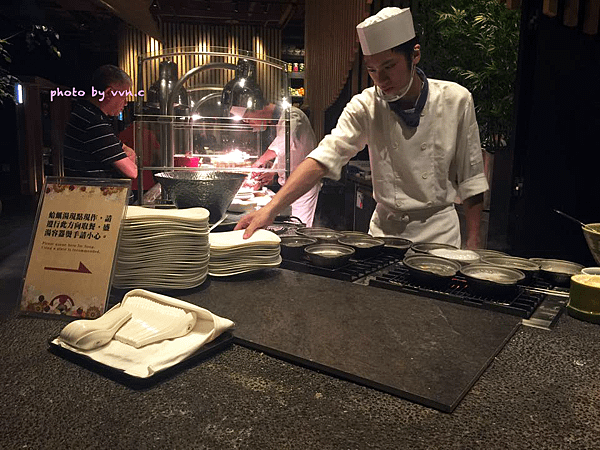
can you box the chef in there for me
[238,101,320,227]
[235,7,489,249]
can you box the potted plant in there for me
[414,0,520,153]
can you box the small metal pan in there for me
[411,242,458,254]
[460,263,525,298]
[337,236,385,259]
[480,256,540,284]
[536,259,584,286]
[403,254,461,287]
[279,236,318,260]
[296,227,346,244]
[379,237,413,257]
[304,244,355,268]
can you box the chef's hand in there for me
[255,171,275,187]
[234,204,278,239]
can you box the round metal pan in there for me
[411,242,458,254]
[296,227,346,244]
[304,244,355,268]
[460,263,525,298]
[535,258,584,286]
[379,237,413,257]
[403,254,461,287]
[337,236,385,259]
[427,248,481,266]
[480,255,540,284]
[279,236,318,260]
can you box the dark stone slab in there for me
[169,269,521,412]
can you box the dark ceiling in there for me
[0,0,304,87]
[0,0,305,52]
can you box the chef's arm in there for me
[113,144,138,179]
[462,193,484,250]
[252,149,277,168]
[235,157,328,238]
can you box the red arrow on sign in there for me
[44,262,92,274]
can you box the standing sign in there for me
[20,177,130,318]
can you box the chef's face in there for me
[103,83,130,116]
[364,46,420,96]
[243,108,270,132]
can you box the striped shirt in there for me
[63,99,127,178]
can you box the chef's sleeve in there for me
[455,94,489,201]
[307,97,369,181]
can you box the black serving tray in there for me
[48,331,234,389]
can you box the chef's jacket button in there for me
[420,143,427,150]
[421,173,428,179]
[393,143,399,150]
[401,214,410,222]
[426,201,433,207]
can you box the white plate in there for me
[209,229,280,250]
[125,206,210,222]
[208,259,281,277]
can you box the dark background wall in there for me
[489,0,600,266]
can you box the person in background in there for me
[63,64,137,180]
[231,101,320,227]
[236,7,489,249]
[118,105,159,199]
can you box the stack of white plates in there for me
[113,206,210,290]
[209,229,281,277]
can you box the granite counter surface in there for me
[1,293,600,449]
[2,212,600,449]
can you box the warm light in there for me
[281,99,291,110]
[191,114,202,120]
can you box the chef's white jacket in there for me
[269,106,320,226]
[307,79,489,246]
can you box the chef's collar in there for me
[386,67,428,128]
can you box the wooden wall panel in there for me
[305,0,372,140]
[118,23,282,107]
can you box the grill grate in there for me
[280,252,403,282]
[369,264,548,318]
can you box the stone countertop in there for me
[1,294,600,449]
[1,212,600,449]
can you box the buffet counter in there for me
[1,275,600,449]
[1,212,599,449]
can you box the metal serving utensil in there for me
[553,209,596,233]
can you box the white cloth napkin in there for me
[52,289,235,378]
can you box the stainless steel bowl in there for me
[279,236,318,260]
[403,254,461,287]
[304,244,355,268]
[460,263,526,298]
[337,236,385,259]
[155,171,246,222]
[480,256,540,284]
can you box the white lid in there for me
[356,7,415,56]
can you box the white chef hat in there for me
[356,7,415,56]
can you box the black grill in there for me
[369,264,548,318]
[280,252,403,282]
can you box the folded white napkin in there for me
[53,289,234,378]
